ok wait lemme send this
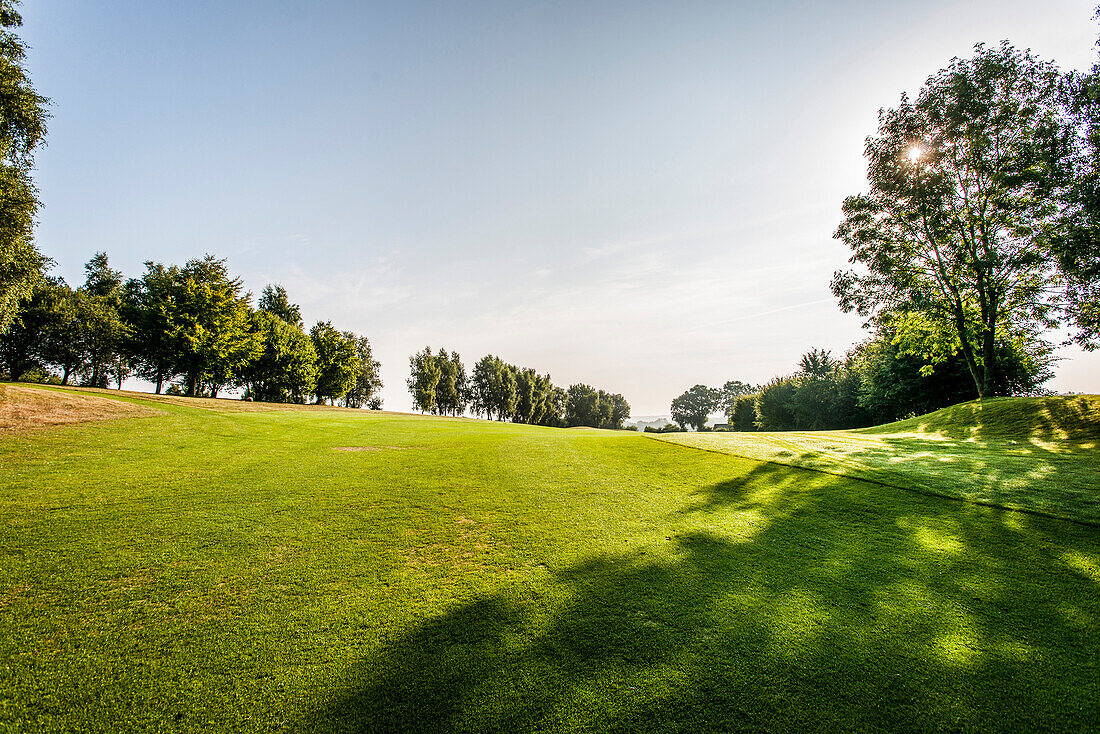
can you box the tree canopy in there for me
[670,384,718,431]
[832,42,1075,399]
[0,1,48,334]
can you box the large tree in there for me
[0,1,48,335]
[245,310,317,403]
[123,262,179,393]
[169,255,258,397]
[79,252,127,388]
[670,384,719,431]
[311,321,359,405]
[832,42,1074,399]
[1056,25,1100,348]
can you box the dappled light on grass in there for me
[656,416,1100,525]
[1,392,1098,731]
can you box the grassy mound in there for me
[861,395,1100,441]
[1,388,1097,731]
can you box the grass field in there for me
[1,385,1098,732]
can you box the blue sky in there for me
[20,0,1100,414]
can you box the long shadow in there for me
[308,456,1100,732]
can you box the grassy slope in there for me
[656,396,1100,525]
[0,387,1097,732]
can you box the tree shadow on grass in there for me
[311,462,1099,733]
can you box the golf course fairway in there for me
[1,385,1097,732]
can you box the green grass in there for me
[657,396,1100,525]
[1,386,1098,732]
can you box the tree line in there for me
[0,252,383,407]
[408,348,630,428]
[671,325,1052,433]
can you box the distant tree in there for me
[311,322,359,404]
[730,394,757,431]
[123,262,179,393]
[245,310,317,403]
[450,351,469,416]
[513,367,539,423]
[343,335,382,409]
[755,377,798,431]
[433,347,460,416]
[717,380,755,416]
[79,252,127,388]
[832,43,1075,399]
[670,384,718,431]
[540,384,567,427]
[36,278,84,384]
[258,284,303,328]
[0,2,49,335]
[565,383,600,427]
[407,346,440,413]
[609,392,631,429]
[0,276,53,379]
[494,361,518,421]
[168,256,258,397]
[469,355,517,421]
[596,390,613,429]
[798,349,839,378]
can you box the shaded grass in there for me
[0,388,1097,731]
[655,396,1100,525]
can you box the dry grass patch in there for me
[0,384,160,431]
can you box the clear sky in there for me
[19,0,1100,415]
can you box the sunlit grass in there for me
[656,396,1100,524]
[0,386,1097,731]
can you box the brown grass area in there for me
[0,384,161,431]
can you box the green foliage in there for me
[257,284,302,328]
[1056,32,1100,348]
[469,355,518,421]
[0,2,48,335]
[123,262,179,393]
[565,383,599,427]
[730,394,757,432]
[343,336,383,409]
[608,392,631,430]
[717,379,754,415]
[670,384,718,431]
[833,42,1073,398]
[165,256,259,396]
[310,322,359,405]
[246,311,317,403]
[851,328,1054,424]
[754,377,799,431]
[797,348,839,378]
[407,346,440,413]
[78,252,127,388]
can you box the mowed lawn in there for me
[0,387,1097,732]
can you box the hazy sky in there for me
[20,0,1100,415]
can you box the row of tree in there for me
[672,326,1053,433]
[669,380,757,431]
[408,348,630,428]
[0,252,383,407]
